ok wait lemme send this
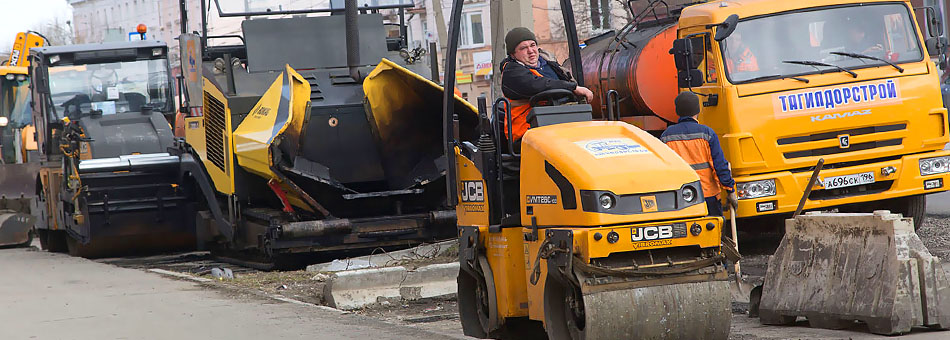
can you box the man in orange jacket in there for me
[499,27,593,143]
[661,92,738,216]
[724,31,758,74]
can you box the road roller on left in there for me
[442,1,732,339]
[29,40,197,257]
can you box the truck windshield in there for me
[0,77,31,127]
[47,58,170,118]
[721,3,923,83]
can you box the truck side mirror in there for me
[678,69,704,88]
[926,37,948,57]
[714,14,740,42]
[925,7,943,38]
[671,38,694,71]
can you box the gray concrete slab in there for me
[0,247,468,340]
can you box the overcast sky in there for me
[0,0,72,53]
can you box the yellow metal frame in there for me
[185,77,236,194]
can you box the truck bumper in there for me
[734,150,950,217]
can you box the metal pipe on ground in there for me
[278,210,456,239]
[280,219,353,238]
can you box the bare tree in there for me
[30,18,75,46]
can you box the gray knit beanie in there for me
[675,92,701,117]
[505,27,537,55]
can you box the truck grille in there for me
[779,124,905,159]
[203,91,228,174]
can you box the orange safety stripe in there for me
[662,138,722,197]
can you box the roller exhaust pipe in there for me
[345,0,361,81]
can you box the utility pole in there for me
[430,0,450,83]
[489,0,533,98]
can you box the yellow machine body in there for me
[184,78,236,195]
[8,32,44,67]
[456,121,730,339]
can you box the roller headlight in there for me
[599,194,615,209]
[920,156,950,176]
[682,185,697,203]
[736,179,776,200]
[0,117,7,127]
[4,74,12,80]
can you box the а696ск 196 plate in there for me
[822,171,875,190]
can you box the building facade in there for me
[69,0,202,68]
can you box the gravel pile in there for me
[919,214,950,262]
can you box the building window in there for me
[590,0,611,30]
[460,12,484,47]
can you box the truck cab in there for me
[676,0,950,226]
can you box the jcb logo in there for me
[460,181,484,202]
[640,195,658,213]
[631,225,673,241]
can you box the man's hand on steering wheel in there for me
[574,86,594,103]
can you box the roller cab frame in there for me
[444,1,732,339]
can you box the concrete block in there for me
[324,262,460,310]
[758,211,950,335]
[324,266,407,310]
[401,263,459,300]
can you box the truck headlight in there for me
[682,185,698,203]
[736,179,776,199]
[0,116,8,127]
[920,156,950,176]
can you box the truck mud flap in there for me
[759,211,950,335]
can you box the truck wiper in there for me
[783,60,858,78]
[739,74,810,84]
[830,51,904,73]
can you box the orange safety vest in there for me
[661,133,727,198]
[502,68,544,141]
[726,47,758,73]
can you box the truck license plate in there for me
[822,172,875,190]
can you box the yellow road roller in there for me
[440,1,733,339]
[451,99,731,339]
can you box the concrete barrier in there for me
[307,240,456,272]
[758,211,950,335]
[324,262,459,310]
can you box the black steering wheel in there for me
[529,89,579,107]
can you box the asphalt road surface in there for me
[0,247,465,340]
[927,191,950,215]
